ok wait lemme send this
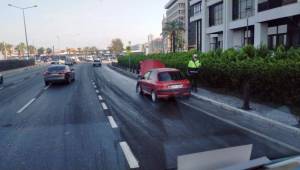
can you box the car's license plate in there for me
[169,84,183,89]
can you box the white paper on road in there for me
[177,144,252,170]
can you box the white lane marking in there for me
[17,98,36,114]
[92,82,95,85]
[94,85,97,89]
[181,101,300,153]
[108,116,118,128]
[0,87,3,90]
[96,90,100,94]
[120,141,139,169]
[44,85,50,90]
[98,95,103,101]
[101,102,108,110]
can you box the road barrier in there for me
[0,59,35,72]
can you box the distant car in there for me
[93,59,102,67]
[44,65,75,86]
[136,68,191,102]
[50,61,59,65]
[0,74,3,85]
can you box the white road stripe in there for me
[0,87,3,90]
[96,90,100,94]
[94,85,97,89]
[101,102,108,110]
[98,95,103,101]
[17,98,36,114]
[120,141,139,169]
[92,82,95,85]
[108,116,118,128]
[181,101,300,153]
[44,85,50,90]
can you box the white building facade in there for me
[188,0,300,52]
[164,0,189,51]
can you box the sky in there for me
[0,0,168,49]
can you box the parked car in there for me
[136,67,191,102]
[93,59,102,67]
[43,65,75,86]
[0,73,3,85]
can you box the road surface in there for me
[0,63,297,170]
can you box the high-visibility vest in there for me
[188,60,201,69]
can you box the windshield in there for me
[1,0,300,170]
[47,66,65,72]
[158,71,185,81]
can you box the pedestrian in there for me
[187,54,201,92]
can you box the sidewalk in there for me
[192,88,300,127]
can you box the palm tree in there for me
[38,47,45,55]
[162,20,185,53]
[15,42,26,57]
[0,42,8,59]
[28,45,37,55]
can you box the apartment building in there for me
[163,0,189,51]
[188,0,300,52]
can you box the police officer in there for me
[188,54,201,92]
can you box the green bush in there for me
[118,46,300,105]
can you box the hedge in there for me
[0,59,35,72]
[117,45,300,105]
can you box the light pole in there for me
[8,4,37,60]
[245,6,252,45]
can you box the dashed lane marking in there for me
[44,85,50,90]
[96,90,100,94]
[98,95,103,101]
[120,141,139,169]
[0,87,3,90]
[108,116,118,128]
[101,102,108,110]
[17,98,36,114]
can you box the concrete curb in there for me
[108,64,300,150]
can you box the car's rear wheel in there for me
[151,91,158,102]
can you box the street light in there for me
[8,4,37,60]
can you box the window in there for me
[258,0,297,12]
[191,2,201,17]
[233,0,254,20]
[158,71,184,82]
[243,28,254,45]
[267,24,288,49]
[144,71,151,80]
[149,71,157,80]
[209,3,223,26]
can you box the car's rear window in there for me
[48,66,66,72]
[158,71,185,82]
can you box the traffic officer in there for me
[187,54,201,92]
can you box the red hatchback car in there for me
[136,68,191,102]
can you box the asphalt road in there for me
[0,63,298,170]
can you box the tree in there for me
[90,46,98,55]
[15,42,26,57]
[46,48,53,55]
[109,39,124,55]
[38,47,45,55]
[28,45,37,55]
[162,21,185,53]
[0,42,12,59]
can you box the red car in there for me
[136,68,191,102]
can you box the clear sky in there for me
[1,0,168,49]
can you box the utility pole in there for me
[8,4,37,60]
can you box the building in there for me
[147,34,164,54]
[163,0,189,52]
[188,0,300,52]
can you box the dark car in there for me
[137,68,191,102]
[0,73,3,85]
[43,65,75,86]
